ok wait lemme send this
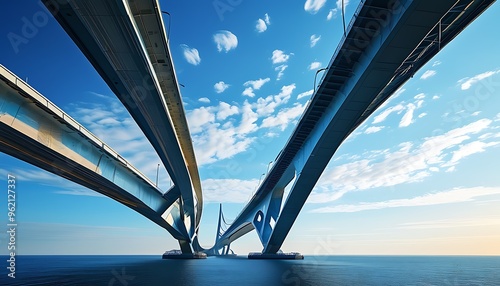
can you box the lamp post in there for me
[155,163,160,187]
[266,161,273,174]
[314,68,328,93]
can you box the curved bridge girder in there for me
[42,0,203,246]
[212,0,496,255]
[0,65,188,241]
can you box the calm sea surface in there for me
[1,255,499,285]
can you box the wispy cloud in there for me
[242,78,270,97]
[304,0,327,14]
[275,64,288,80]
[312,187,500,213]
[309,118,498,203]
[420,70,437,80]
[187,83,298,165]
[365,126,385,134]
[256,13,271,33]
[444,141,499,167]
[372,104,405,124]
[399,103,416,127]
[327,9,336,20]
[261,103,305,131]
[308,61,322,70]
[297,89,313,100]
[180,44,201,65]
[398,216,500,230]
[202,178,258,203]
[459,69,500,90]
[199,97,210,103]
[310,34,321,47]
[214,81,230,93]
[213,30,238,52]
[1,168,105,197]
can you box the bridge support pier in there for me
[162,240,207,259]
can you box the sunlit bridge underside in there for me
[0,0,495,258]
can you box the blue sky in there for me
[1,0,499,255]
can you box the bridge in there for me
[0,0,495,258]
[209,0,496,257]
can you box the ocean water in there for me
[1,255,499,285]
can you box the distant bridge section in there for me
[42,0,203,252]
[213,0,495,255]
[0,64,189,240]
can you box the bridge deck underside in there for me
[42,0,203,242]
[0,65,188,240]
[214,0,495,254]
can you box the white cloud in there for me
[216,102,239,120]
[256,13,271,33]
[446,141,499,166]
[304,0,327,14]
[414,93,425,100]
[432,95,440,100]
[256,19,267,33]
[242,87,255,97]
[308,61,322,70]
[261,103,306,130]
[186,106,215,133]
[399,103,416,127]
[264,13,271,25]
[199,97,210,103]
[202,178,258,203]
[312,187,500,213]
[275,64,288,80]
[186,83,308,165]
[214,81,230,93]
[297,89,314,100]
[180,44,201,65]
[459,69,500,90]
[308,118,496,203]
[192,122,255,165]
[245,78,270,90]
[242,78,270,97]
[418,112,427,118]
[310,34,321,47]
[213,30,238,52]
[327,9,336,20]
[398,217,500,230]
[432,60,442,67]
[272,49,291,64]
[420,70,437,80]
[254,84,295,116]
[365,126,385,134]
[372,104,405,124]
